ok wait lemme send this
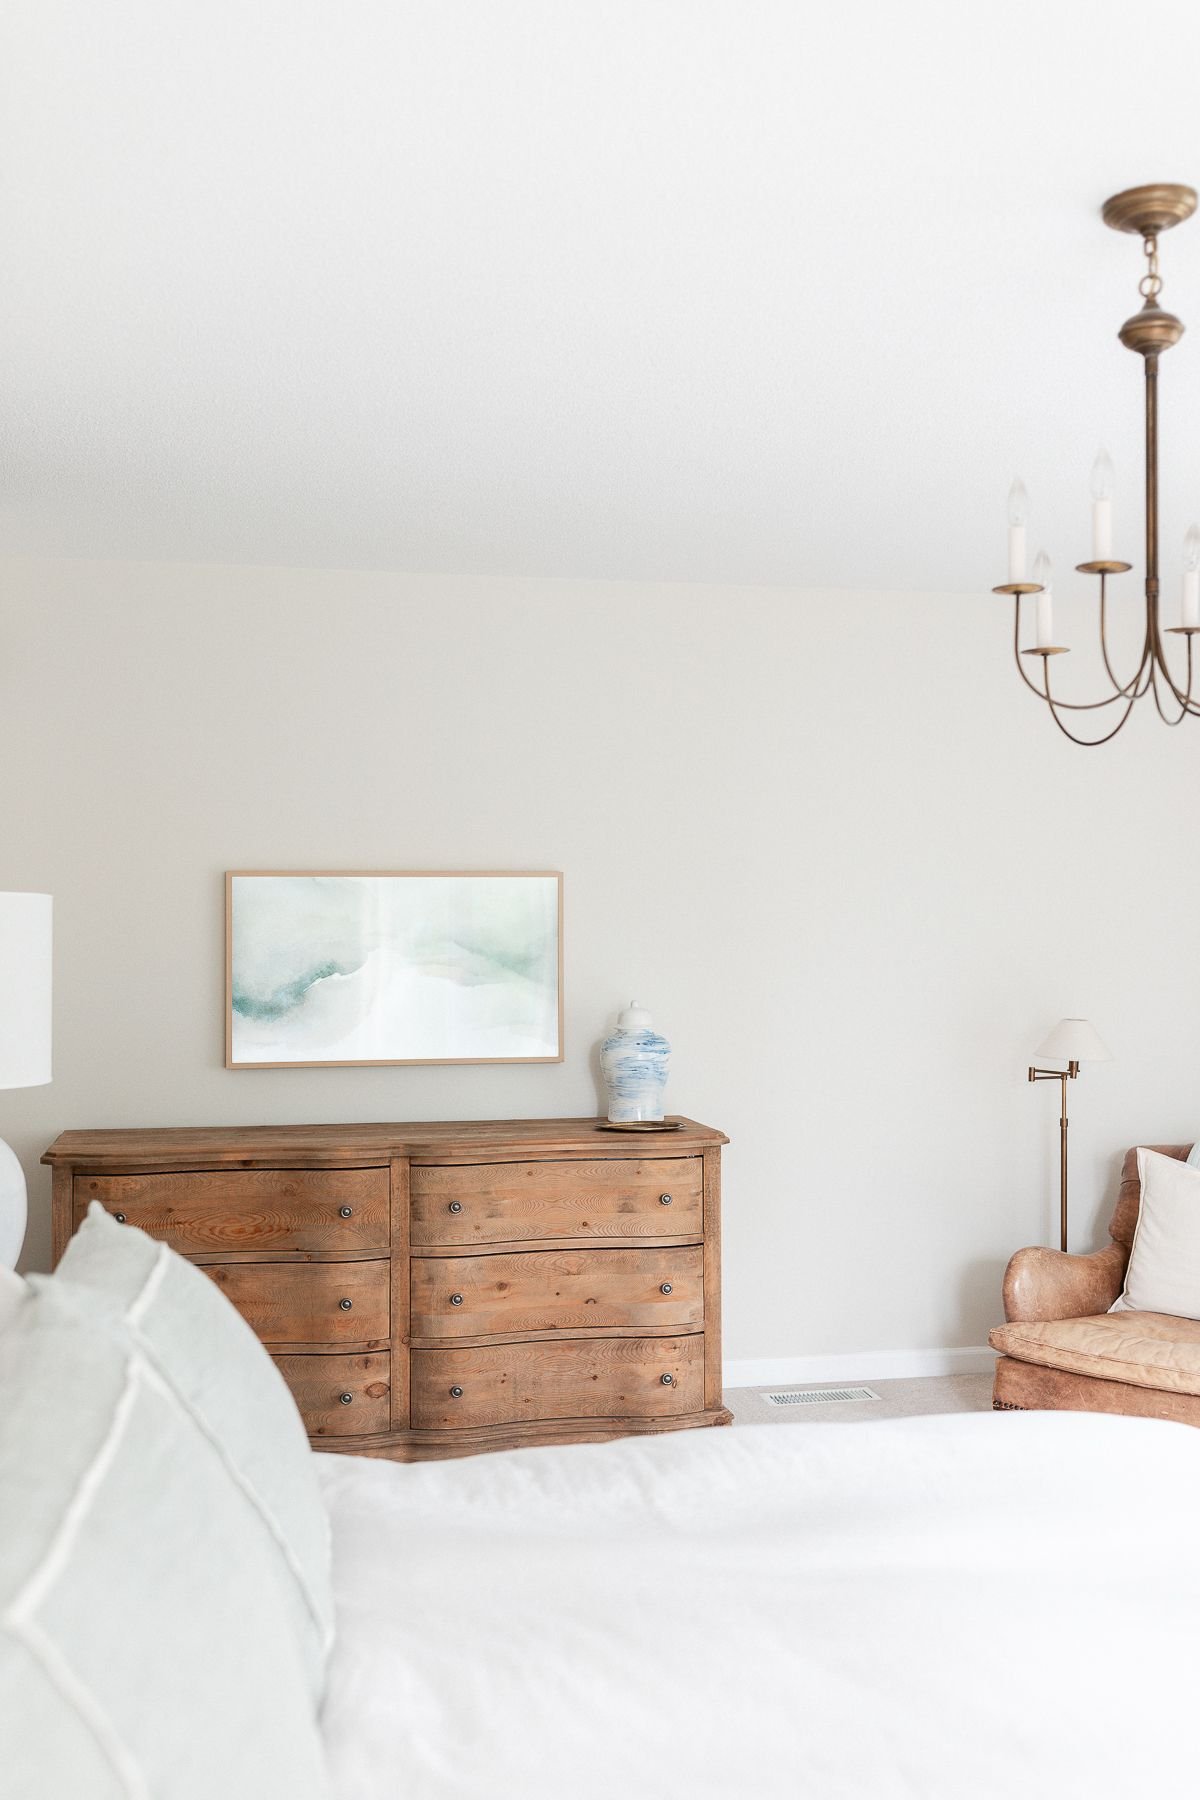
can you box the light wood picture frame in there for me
[226,870,563,1069]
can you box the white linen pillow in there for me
[1111,1148,1200,1317]
[0,1275,330,1800]
[56,1204,333,1690]
[1187,1141,1200,1169]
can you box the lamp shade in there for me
[1034,1017,1112,1064]
[0,892,52,1089]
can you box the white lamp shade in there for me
[0,892,52,1089]
[1034,1017,1112,1064]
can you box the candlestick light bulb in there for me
[1185,525,1200,571]
[1008,478,1028,527]
[1032,550,1052,589]
[1090,449,1114,501]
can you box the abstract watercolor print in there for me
[227,872,562,1066]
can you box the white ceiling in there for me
[4,0,1200,589]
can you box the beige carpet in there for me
[725,1372,994,1426]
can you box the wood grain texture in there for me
[72,1168,389,1253]
[318,1408,734,1461]
[410,1334,704,1429]
[410,1245,704,1340]
[389,1156,411,1431]
[410,1157,703,1247]
[701,1145,723,1410]
[50,1167,73,1266]
[274,1352,391,1437]
[201,1257,390,1347]
[42,1116,726,1172]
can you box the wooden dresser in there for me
[44,1117,730,1460]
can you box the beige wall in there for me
[3,560,1199,1366]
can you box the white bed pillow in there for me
[0,1275,330,1800]
[1111,1148,1200,1317]
[56,1204,333,1689]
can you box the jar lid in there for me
[617,999,653,1030]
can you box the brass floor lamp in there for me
[1028,1018,1113,1252]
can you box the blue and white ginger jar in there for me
[600,1001,671,1123]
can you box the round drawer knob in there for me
[113,1212,127,1224]
[659,1194,673,1206]
[660,1282,673,1295]
[449,1385,464,1399]
[661,1373,675,1386]
[449,1201,463,1214]
[449,1293,464,1306]
[339,1206,353,1219]
[339,1392,353,1406]
[339,1298,353,1311]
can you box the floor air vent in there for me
[762,1386,880,1406]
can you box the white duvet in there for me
[316,1412,1200,1800]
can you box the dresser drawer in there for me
[201,1258,390,1346]
[410,1158,702,1247]
[74,1168,389,1254]
[410,1335,704,1429]
[274,1352,391,1438]
[411,1245,704,1341]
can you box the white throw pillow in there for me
[1111,1148,1200,1317]
[56,1204,333,1690]
[0,1276,330,1800]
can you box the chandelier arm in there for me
[1147,617,1200,711]
[1150,655,1200,711]
[1097,574,1149,696]
[1148,642,1200,720]
[1012,598,1047,697]
[1043,663,1140,745]
[1138,348,1200,717]
[1151,662,1187,723]
[1012,597,1149,709]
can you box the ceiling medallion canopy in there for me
[994,182,1199,745]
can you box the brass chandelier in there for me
[994,182,1200,746]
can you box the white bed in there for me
[18,1209,1200,1799]
[318,1411,1200,1800]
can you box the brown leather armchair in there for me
[991,1144,1200,1426]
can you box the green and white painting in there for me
[227,872,562,1066]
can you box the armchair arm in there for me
[1001,1240,1128,1323]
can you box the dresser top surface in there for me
[43,1115,727,1169]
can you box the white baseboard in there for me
[723,1346,997,1389]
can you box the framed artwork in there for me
[226,870,563,1068]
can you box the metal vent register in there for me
[762,1386,879,1407]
